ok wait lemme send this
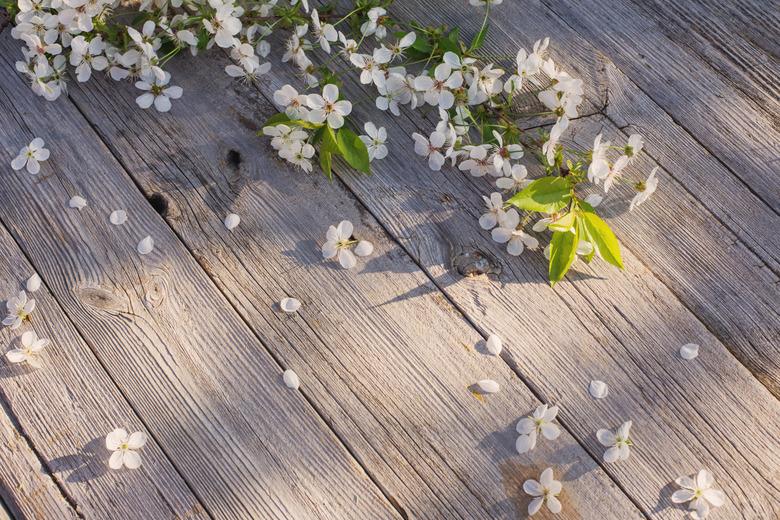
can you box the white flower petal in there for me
[603,445,621,463]
[127,431,147,449]
[515,433,535,454]
[527,497,543,516]
[671,489,696,503]
[26,273,41,293]
[485,334,502,355]
[109,210,127,225]
[475,379,500,394]
[224,213,241,230]
[596,428,616,447]
[283,368,300,389]
[137,236,154,255]
[338,249,357,269]
[108,450,124,469]
[122,450,142,469]
[354,240,374,257]
[680,343,699,360]
[69,195,87,209]
[105,428,127,450]
[588,380,608,399]
[280,297,301,313]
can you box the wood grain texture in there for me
[0,33,396,520]
[60,43,643,520]
[0,405,77,520]
[231,20,779,517]
[0,224,206,518]
[636,0,780,112]
[540,0,780,211]
[402,0,780,391]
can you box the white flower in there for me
[349,53,381,85]
[504,38,548,93]
[603,155,628,193]
[263,124,308,151]
[135,72,183,112]
[479,192,505,230]
[630,167,659,211]
[306,84,352,129]
[468,63,504,105]
[491,209,539,256]
[11,138,50,175]
[375,74,409,116]
[415,63,463,109]
[412,131,447,171]
[273,84,309,119]
[105,428,147,469]
[597,420,633,463]
[542,116,568,166]
[671,470,726,519]
[587,133,611,183]
[203,5,242,48]
[310,9,337,53]
[374,32,416,62]
[491,130,523,175]
[69,35,108,82]
[515,403,561,453]
[322,220,372,269]
[458,145,496,177]
[359,122,388,161]
[6,330,49,368]
[3,291,35,330]
[624,133,644,160]
[496,164,530,192]
[523,468,562,516]
[280,141,315,173]
[360,7,386,39]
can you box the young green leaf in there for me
[549,228,578,286]
[263,112,291,127]
[547,211,575,232]
[336,127,371,174]
[507,177,572,214]
[320,150,333,180]
[322,126,339,154]
[579,207,623,269]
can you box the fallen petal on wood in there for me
[283,369,300,390]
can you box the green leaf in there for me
[506,177,572,214]
[320,151,333,180]
[547,211,575,232]
[322,126,339,154]
[336,128,370,174]
[549,228,578,286]
[469,21,489,51]
[439,28,461,55]
[263,112,291,127]
[576,219,596,264]
[411,36,433,54]
[579,207,623,269]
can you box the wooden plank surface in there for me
[540,0,780,211]
[0,406,77,520]
[62,28,780,520]
[58,40,644,520]
[0,33,396,520]
[0,225,206,518]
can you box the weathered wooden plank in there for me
[398,0,780,389]
[198,25,780,518]
[0,224,206,517]
[637,0,780,111]
[57,45,644,520]
[0,405,77,520]
[0,34,396,519]
[539,0,780,210]
[0,498,12,520]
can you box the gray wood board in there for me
[0,224,206,518]
[59,42,644,520]
[0,33,397,520]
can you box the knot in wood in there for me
[452,249,501,277]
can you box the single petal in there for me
[675,476,696,490]
[110,210,128,225]
[516,418,535,435]
[338,249,357,269]
[6,350,27,363]
[596,429,616,447]
[127,431,147,449]
[283,368,300,389]
[322,241,338,259]
[523,479,543,496]
[224,213,240,230]
[479,213,498,230]
[589,380,608,399]
[539,468,554,487]
[515,432,536,454]
[322,83,339,102]
[475,379,499,394]
[108,450,124,469]
[547,496,562,514]
[27,158,40,175]
[702,488,725,507]
[540,422,560,440]
[354,240,374,257]
[696,469,714,490]
[280,297,301,313]
[680,343,699,360]
[105,429,127,450]
[485,334,502,355]
[528,497,544,516]
[122,450,142,469]
[603,446,621,463]
[671,489,696,504]
[11,154,27,170]
[137,236,154,255]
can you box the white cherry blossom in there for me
[203,5,242,48]
[273,84,309,119]
[597,420,633,463]
[359,122,388,161]
[310,9,337,53]
[459,145,496,177]
[3,291,35,330]
[479,192,505,230]
[625,133,644,160]
[671,469,726,519]
[496,164,530,192]
[322,220,372,269]
[6,330,49,368]
[415,63,463,109]
[135,72,183,112]
[491,209,538,256]
[306,84,352,129]
[542,116,569,165]
[630,167,659,211]
[516,403,561,454]
[412,131,447,171]
[69,35,108,82]
[523,467,562,516]
[106,428,147,469]
[11,138,50,175]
